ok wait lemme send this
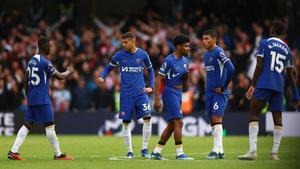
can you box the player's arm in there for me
[245,56,263,99]
[246,40,265,99]
[286,61,300,108]
[144,53,155,93]
[96,57,118,86]
[251,57,263,88]
[154,74,164,112]
[53,66,74,80]
[154,61,169,112]
[219,60,235,93]
[215,52,235,94]
[24,67,29,96]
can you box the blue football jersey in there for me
[26,54,56,106]
[109,48,153,97]
[158,54,189,87]
[255,37,293,92]
[204,46,231,94]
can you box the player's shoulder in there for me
[137,48,148,54]
[258,38,269,47]
[30,54,49,65]
[214,46,227,58]
[163,54,174,62]
[136,48,149,58]
[112,49,126,59]
[267,37,290,48]
[183,56,190,63]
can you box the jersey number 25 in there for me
[27,67,40,85]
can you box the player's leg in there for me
[151,122,174,160]
[122,120,133,158]
[270,111,282,160]
[44,122,73,160]
[8,121,33,160]
[8,106,36,160]
[173,118,194,160]
[207,94,227,159]
[239,89,267,160]
[135,94,152,158]
[141,116,151,157]
[119,96,134,158]
[170,89,194,160]
[207,116,223,159]
[39,104,73,160]
[269,91,284,160]
[173,118,184,157]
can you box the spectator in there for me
[52,80,71,113]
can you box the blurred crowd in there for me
[0,0,299,114]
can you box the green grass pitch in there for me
[1,135,300,169]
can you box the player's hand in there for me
[292,99,300,109]
[245,86,255,100]
[66,66,74,73]
[215,87,224,94]
[96,77,104,87]
[154,99,162,112]
[144,87,153,93]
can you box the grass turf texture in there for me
[0,135,300,169]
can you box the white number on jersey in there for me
[143,103,151,111]
[213,102,219,110]
[270,51,286,73]
[27,67,40,85]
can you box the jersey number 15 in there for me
[270,51,286,73]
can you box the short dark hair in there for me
[270,20,286,36]
[38,36,50,52]
[121,32,136,39]
[173,34,190,46]
[202,30,217,38]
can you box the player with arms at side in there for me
[238,20,300,161]
[151,35,194,160]
[96,32,155,159]
[8,37,74,160]
[202,30,235,159]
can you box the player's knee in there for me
[123,120,131,124]
[143,116,151,121]
[211,116,222,124]
[249,111,259,121]
[24,121,34,130]
[44,122,55,128]
[273,118,282,126]
[173,119,183,128]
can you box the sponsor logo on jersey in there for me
[121,66,144,72]
[205,66,215,71]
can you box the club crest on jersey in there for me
[209,57,213,62]
[136,59,142,64]
[120,111,125,116]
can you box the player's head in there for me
[173,34,190,56]
[38,36,51,55]
[121,32,136,52]
[202,30,217,50]
[269,20,286,37]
